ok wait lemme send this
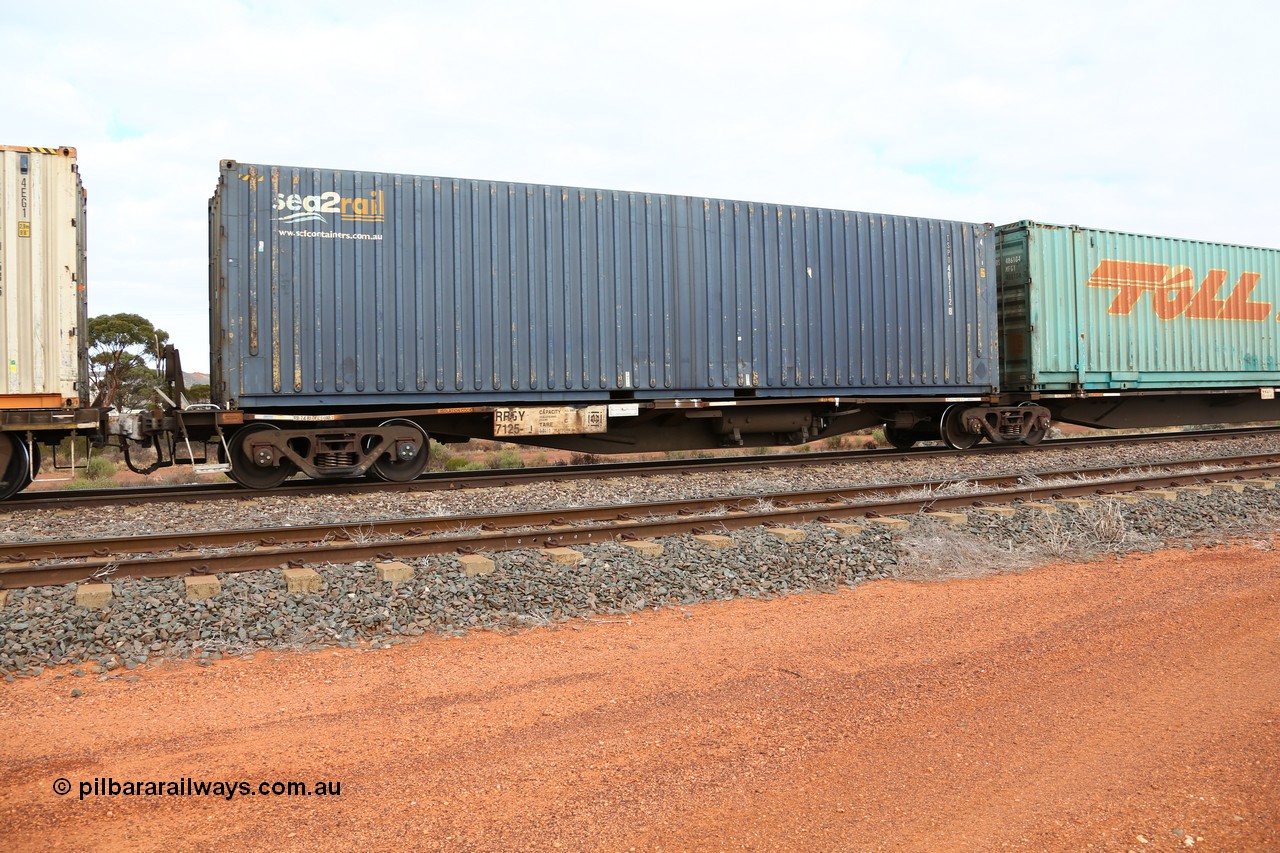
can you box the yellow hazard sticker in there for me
[18,222,30,237]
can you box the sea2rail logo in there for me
[272,190,385,226]
[1086,259,1273,322]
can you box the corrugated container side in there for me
[211,162,998,408]
[999,221,1280,391]
[0,146,86,405]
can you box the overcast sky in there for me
[6,0,1276,372]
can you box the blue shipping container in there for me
[210,161,998,408]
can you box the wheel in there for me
[227,424,296,489]
[0,434,31,501]
[368,419,429,482]
[883,427,918,450]
[940,405,980,450]
[229,425,296,489]
[1019,402,1047,446]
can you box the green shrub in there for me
[445,456,473,471]
[83,455,117,481]
[427,440,453,469]
[484,448,525,469]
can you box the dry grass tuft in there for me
[894,500,1159,581]
[893,517,1032,582]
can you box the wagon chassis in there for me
[109,346,1056,490]
[0,411,103,501]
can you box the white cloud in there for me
[4,0,1277,370]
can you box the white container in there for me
[0,145,86,407]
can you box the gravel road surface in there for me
[1,543,1276,852]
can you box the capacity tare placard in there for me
[493,406,607,436]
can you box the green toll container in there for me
[997,221,1280,392]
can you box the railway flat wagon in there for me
[0,145,97,499]
[998,221,1280,427]
[192,160,1034,486]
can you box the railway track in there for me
[12,425,1280,511]
[4,451,1278,589]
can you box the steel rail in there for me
[4,451,1279,563]
[3,456,1277,589]
[11,425,1280,511]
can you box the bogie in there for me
[219,420,430,489]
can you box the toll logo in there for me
[1086,259,1272,322]
[272,191,385,225]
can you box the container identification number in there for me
[493,406,607,436]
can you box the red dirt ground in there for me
[1,543,1277,851]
